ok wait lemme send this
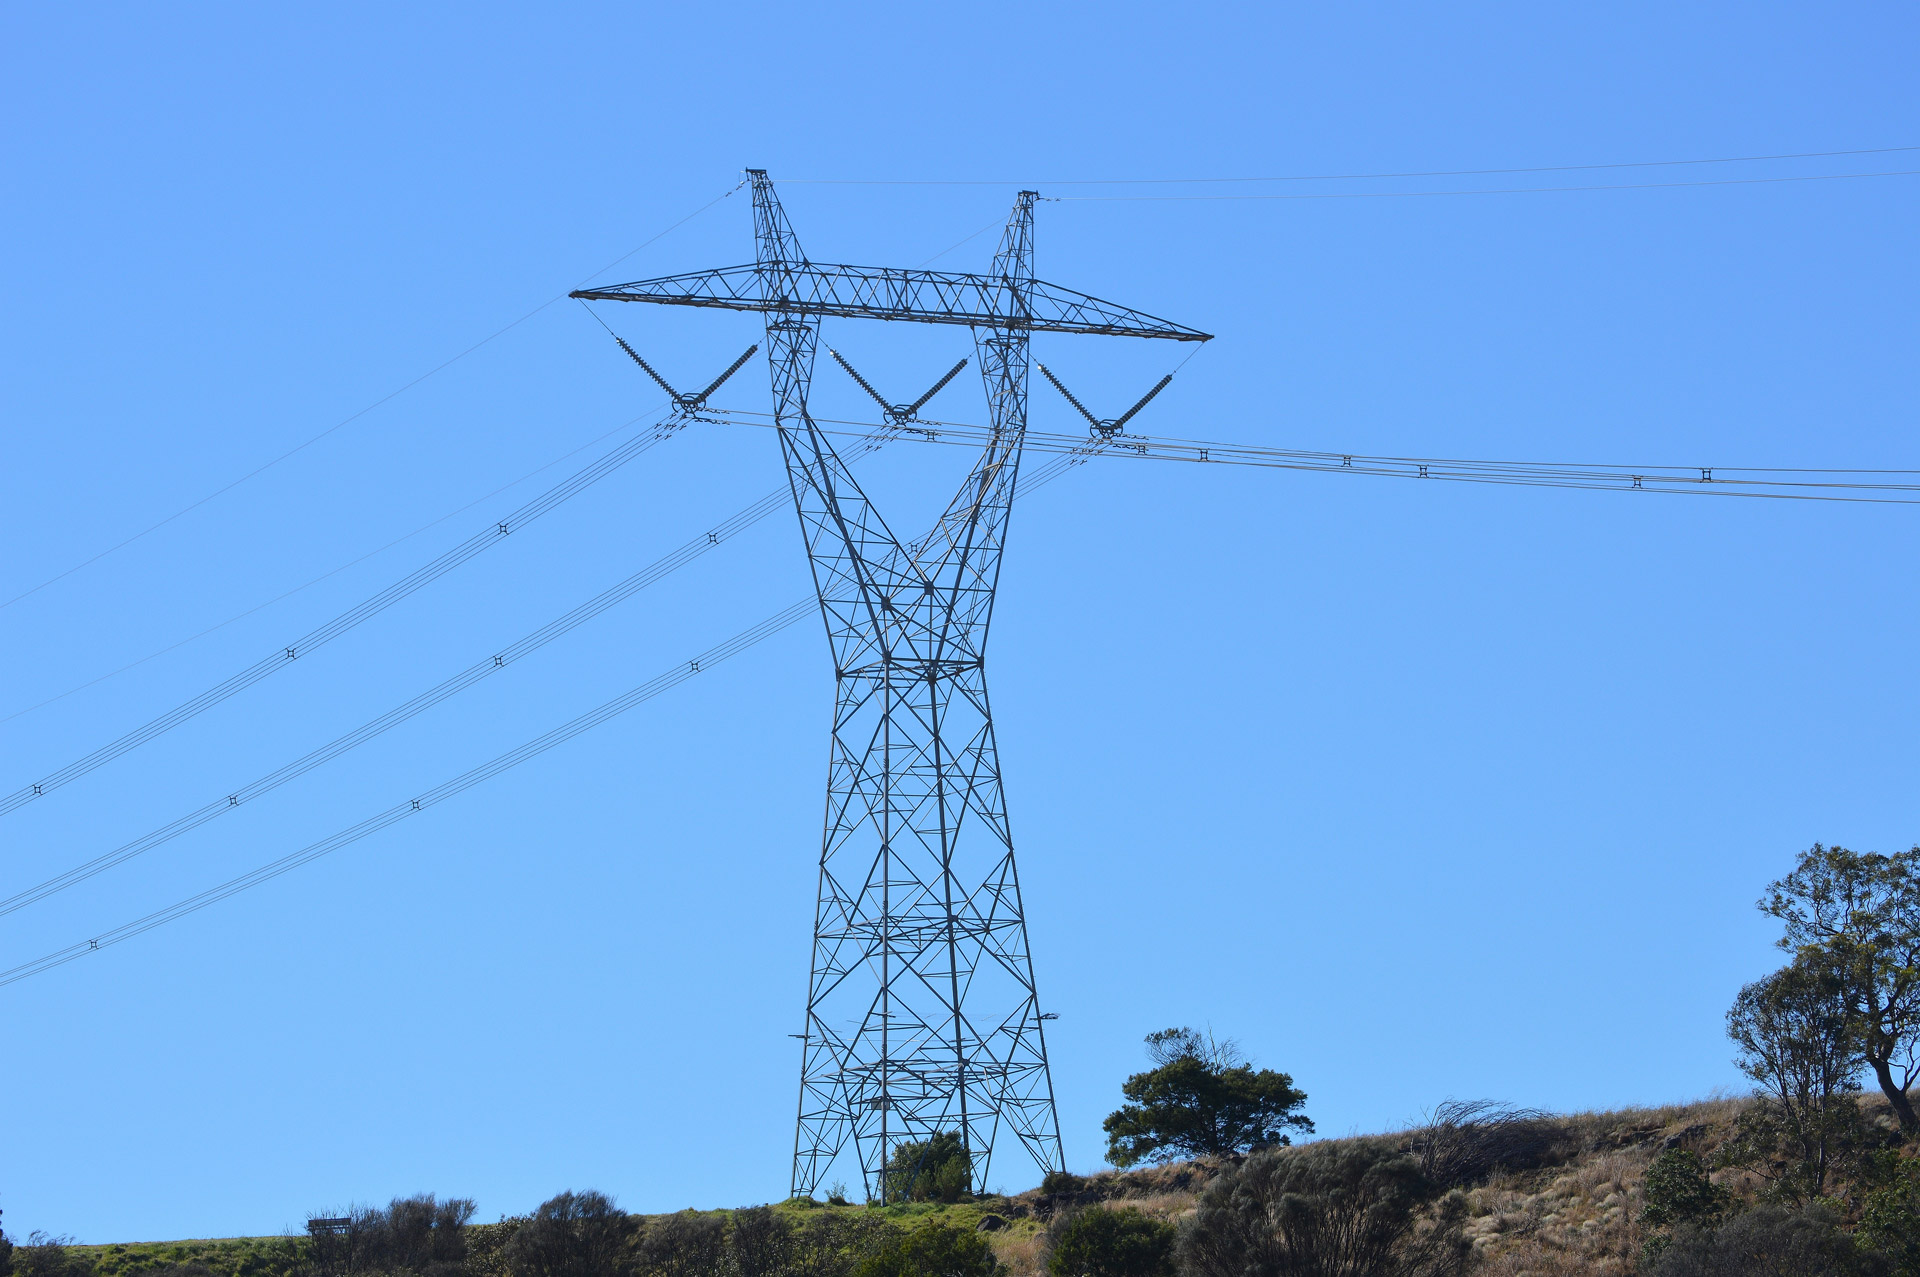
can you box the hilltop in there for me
[54,1092,1869,1277]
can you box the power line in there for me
[775,145,1920,187]
[0,401,675,727]
[712,409,1920,506]
[1049,169,1920,203]
[1,426,917,915]
[0,436,1116,988]
[0,599,817,990]
[0,496,779,915]
[0,411,687,818]
[2,180,747,612]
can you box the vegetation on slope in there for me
[25,841,1920,1274]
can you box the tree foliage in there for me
[1643,1149,1729,1232]
[505,1191,636,1277]
[634,1213,724,1277]
[1724,957,1870,1200]
[1763,843,1920,1133]
[1860,1154,1920,1277]
[11,1238,92,1277]
[726,1207,792,1277]
[1045,1207,1174,1277]
[881,1132,972,1204]
[1176,1140,1470,1277]
[850,1221,999,1277]
[1103,1028,1312,1167]
[357,1196,475,1277]
[1647,1203,1885,1277]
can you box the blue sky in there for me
[3,0,1917,1244]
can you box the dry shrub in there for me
[1409,1100,1572,1190]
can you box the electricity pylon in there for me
[572,171,1208,1199]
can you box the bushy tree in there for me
[506,1191,636,1277]
[1648,1203,1885,1277]
[1103,1028,1311,1167]
[881,1132,972,1204]
[1644,1149,1729,1231]
[851,1221,999,1277]
[634,1213,724,1277]
[1763,843,1920,1134]
[354,1195,475,1277]
[1724,957,1869,1201]
[786,1213,902,1277]
[728,1207,794,1277]
[1045,1207,1174,1277]
[1860,1154,1920,1277]
[1175,1141,1470,1277]
[1640,1148,1731,1268]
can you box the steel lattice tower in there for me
[573,172,1207,1198]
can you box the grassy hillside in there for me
[63,1092,1899,1277]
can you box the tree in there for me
[506,1191,636,1277]
[1175,1141,1470,1277]
[851,1221,999,1277]
[1724,956,1869,1200]
[1763,843,1920,1134]
[728,1207,794,1277]
[1103,1028,1312,1167]
[1045,1207,1174,1277]
[881,1132,972,1204]
[352,1195,476,1277]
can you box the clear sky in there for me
[3,0,1917,1245]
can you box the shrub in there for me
[1175,1141,1470,1277]
[506,1191,635,1277]
[634,1214,723,1277]
[881,1133,972,1204]
[728,1207,793,1277]
[14,1237,93,1277]
[1045,1207,1173,1277]
[1407,1099,1567,1189]
[1647,1203,1885,1277]
[1861,1154,1920,1277]
[353,1195,475,1277]
[788,1212,901,1277]
[1644,1149,1730,1231]
[851,1221,998,1277]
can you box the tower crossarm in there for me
[570,264,1212,343]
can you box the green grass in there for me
[64,1198,1043,1277]
[72,1236,305,1277]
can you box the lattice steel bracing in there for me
[572,171,1207,1199]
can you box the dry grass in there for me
[984,1095,1787,1276]
[990,1230,1046,1276]
[1445,1097,1755,1275]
